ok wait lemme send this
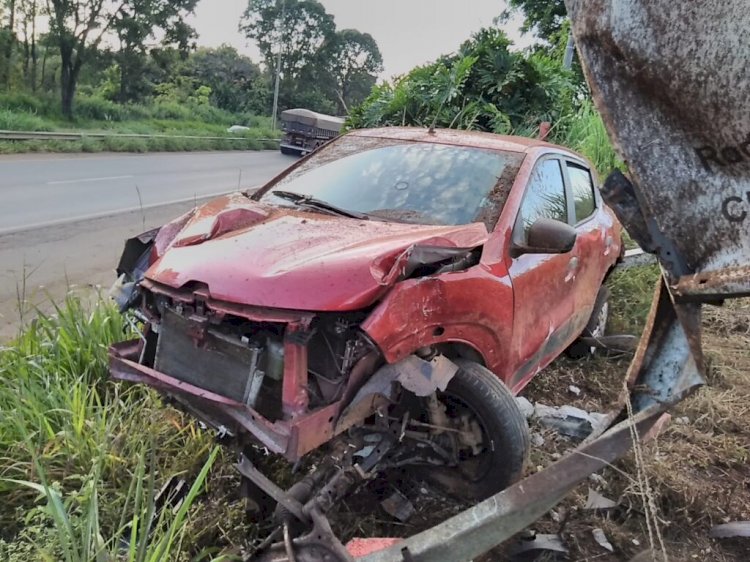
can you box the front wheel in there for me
[418,359,530,501]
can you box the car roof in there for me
[348,127,582,158]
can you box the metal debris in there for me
[584,489,618,511]
[592,528,614,552]
[508,533,568,557]
[533,403,608,440]
[515,396,535,419]
[709,521,750,538]
[381,490,416,523]
[530,432,546,447]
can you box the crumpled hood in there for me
[145,193,488,311]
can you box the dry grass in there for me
[510,297,750,561]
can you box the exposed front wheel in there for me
[413,359,530,501]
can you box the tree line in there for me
[0,0,383,120]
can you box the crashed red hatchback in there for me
[110,127,621,542]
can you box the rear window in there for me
[567,163,596,222]
[260,137,523,227]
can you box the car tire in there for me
[566,286,611,359]
[423,359,529,501]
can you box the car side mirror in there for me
[512,218,577,256]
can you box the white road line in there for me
[47,175,133,185]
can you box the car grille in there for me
[154,309,282,418]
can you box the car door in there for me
[563,160,611,329]
[507,156,579,391]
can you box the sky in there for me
[189,0,534,80]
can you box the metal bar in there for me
[236,456,309,524]
[360,409,664,562]
[672,265,750,301]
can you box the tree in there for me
[181,45,262,113]
[239,0,334,81]
[46,0,125,118]
[348,28,573,134]
[112,0,197,103]
[501,0,566,43]
[0,0,16,87]
[17,0,38,91]
[320,29,382,112]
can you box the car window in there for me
[567,163,596,222]
[517,159,568,242]
[259,138,523,227]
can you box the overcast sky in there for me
[189,0,534,79]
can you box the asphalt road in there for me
[0,150,295,339]
[0,150,292,233]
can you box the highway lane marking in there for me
[47,175,133,185]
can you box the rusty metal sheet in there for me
[567,0,750,283]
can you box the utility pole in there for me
[271,0,286,130]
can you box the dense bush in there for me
[348,28,575,134]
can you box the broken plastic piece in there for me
[592,528,614,552]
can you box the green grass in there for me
[0,92,280,154]
[551,100,624,177]
[0,295,220,561]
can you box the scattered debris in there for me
[709,521,750,538]
[675,416,690,425]
[588,473,608,487]
[592,528,614,552]
[508,532,568,558]
[515,396,534,419]
[568,384,582,396]
[381,490,415,522]
[530,432,546,447]
[533,403,608,440]
[584,488,618,511]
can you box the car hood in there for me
[145,193,489,311]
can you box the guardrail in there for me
[0,129,281,142]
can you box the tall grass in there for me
[0,92,280,154]
[552,100,624,177]
[0,295,217,561]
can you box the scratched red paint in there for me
[112,127,621,461]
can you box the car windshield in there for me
[259,136,523,226]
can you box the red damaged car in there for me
[110,127,621,545]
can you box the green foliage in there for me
[179,46,264,114]
[0,107,52,130]
[240,0,335,80]
[550,99,623,177]
[0,295,220,560]
[348,28,574,134]
[319,29,383,112]
[501,0,567,42]
[607,265,660,336]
